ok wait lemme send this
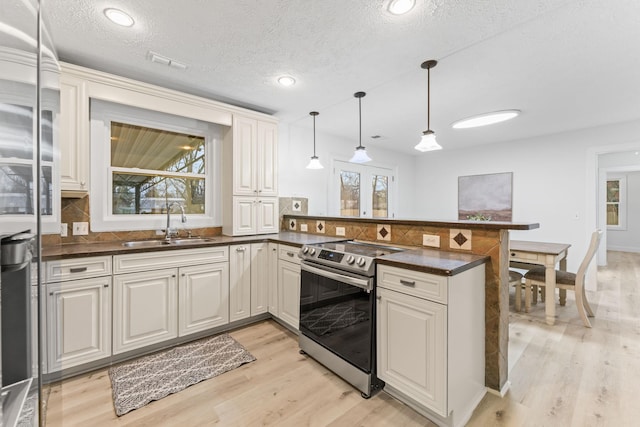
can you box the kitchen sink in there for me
[121,238,215,247]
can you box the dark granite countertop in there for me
[377,248,489,276]
[41,232,347,261]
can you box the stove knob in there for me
[309,248,316,256]
[356,257,366,267]
[346,255,355,265]
[302,247,309,255]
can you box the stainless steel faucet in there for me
[165,201,187,240]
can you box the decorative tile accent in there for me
[450,229,472,250]
[377,224,391,241]
[289,219,297,231]
[292,200,302,212]
[316,220,325,234]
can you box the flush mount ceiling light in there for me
[452,110,521,129]
[277,76,296,87]
[415,60,442,152]
[387,0,416,15]
[349,92,372,164]
[306,111,324,170]
[104,8,135,27]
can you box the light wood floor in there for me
[44,251,640,426]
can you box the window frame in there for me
[330,159,396,219]
[90,100,222,232]
[606,175,626,230]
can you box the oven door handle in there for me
[300,261,373,291]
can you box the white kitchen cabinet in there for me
[250,242,269,315]
[376,264,486,427]
[113,269,178,354]
[46,276,111,371]
[277,244,301,330]
[228,197,279,236]
[59,72,89,197]
[229,245,251,322]
[232,116,278,197]
[267,243,279,315]
[223,115,278,236]
[179,263,229,336]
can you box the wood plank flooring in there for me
[44,251,640,426]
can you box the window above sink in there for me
[90,100,225,232]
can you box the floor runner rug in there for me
[109,334,255,416]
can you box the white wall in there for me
[278,122,417,217]
[413,119,640,275]
[607,171,640,252]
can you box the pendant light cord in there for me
[427,66,430,130]
[358,96,362,149]
[313,114,317,156]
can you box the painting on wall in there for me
[458,172,513,221]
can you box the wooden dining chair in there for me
[523,229,603,327]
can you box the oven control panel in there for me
[317,250,344,263]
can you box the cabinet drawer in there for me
[278,245,301,265]
[113,247,229,274]
[377,265,447,304]
[46,256,112,282]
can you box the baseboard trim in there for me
[486,380,511,397]
[607,245,640,253]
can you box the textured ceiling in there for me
[44,0,640,154]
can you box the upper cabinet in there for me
[59,72,89,197]
[232,116,278,197]
[223,115,279,236]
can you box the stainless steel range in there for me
[298,241,404,398]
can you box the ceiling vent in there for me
[148,51,188,70]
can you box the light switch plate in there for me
[300,224,308,232]
[72,222,89,236]
[60,223,68,237]
[423,234,440,248]
[336,227,346,236]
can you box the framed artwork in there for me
[458,172,513,221]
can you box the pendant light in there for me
[349,91,372,163]
[415,60,443,152]
[306,111,323,169]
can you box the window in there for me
[606,176,626,230]
[332,160,395,218]
[90,100,223,231]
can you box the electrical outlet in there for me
[72,221,89,236]
[423,234,440,248]
[336,227,346,236]
[60,223,68,237]
[300,224,308,232]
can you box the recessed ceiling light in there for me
[104,8,135,27]
[387,0,416,15]
[277,76,296,87]
[451,110,521,129]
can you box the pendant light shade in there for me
[415,60,443,152]
[306,111,324,169]
[349,91,372,163]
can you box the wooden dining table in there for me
[509,240,571,325]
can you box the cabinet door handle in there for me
[272,248,277,252]
[172,274,176,278]
[376,295,382,300]
[400,279,416,287]
[69,267,88,273]
[181,273,186,277]
[236,247,246,252]
[103,284,109,288]
[287,252,294,257]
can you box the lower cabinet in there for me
[377,264,486,427]
[229,245,252,322]
[277,244,301,330]
[46,276,112,371]
[113,269,178,354]
[267,243,279,315]
[179,263,229,336]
